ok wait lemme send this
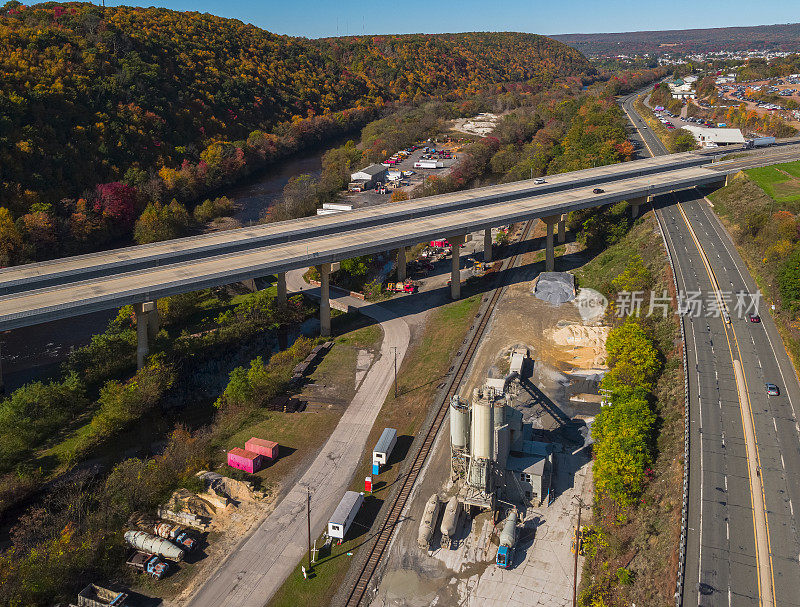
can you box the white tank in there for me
[471,400,493,460]
[499,510,518,548]
[124,530,185,562]
[450,397,470,450]
[417,494,441,549]
[440,497,461,548]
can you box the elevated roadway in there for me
[0,151,716,296]
[1,146,799,335]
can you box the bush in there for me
[134,199,190,244]
[193,196,234,223]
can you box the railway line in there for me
[341,219,537,606]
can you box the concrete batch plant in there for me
[449,348,554,513]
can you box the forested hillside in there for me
[0,1,591,224]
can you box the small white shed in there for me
[328,491,363,540]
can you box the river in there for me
[0,145,333,392]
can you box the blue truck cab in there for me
[496,545,513,569]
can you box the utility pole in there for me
[307,488,312,571]
[391,346,398,398]
[572,498,584,607]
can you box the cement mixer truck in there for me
[496,510,518,569]
[439,497,462,549]
[417,494,442,549]
[124,530,185,562]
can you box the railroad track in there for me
[342,219,537,607]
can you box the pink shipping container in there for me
[245,438,279,461]
[227,448,263,474]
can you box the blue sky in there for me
[103,0,798,38]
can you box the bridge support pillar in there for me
[557,215,566,244]
[316,263,331,337]
[134,301,158,370]
[276,272,287,306]
[396,247,407,282]
[484,228,493,262]
[629,195,643,218]
[543,215,560,272]
[449,235,467,300]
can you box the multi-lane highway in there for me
[623,91,800,606]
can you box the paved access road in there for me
[623,91,800,606]
[185,276,410,607]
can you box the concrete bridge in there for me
[0,144,797,367]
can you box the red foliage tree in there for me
[94,182,140,225]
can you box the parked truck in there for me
[495,510,518,569]
[124,530,185,562]
[417,494,442,549]
[746,136,776,148]
[386,280,417,293]
[126,550,169,579]
[439,497,462,549]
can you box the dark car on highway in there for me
[592,188,604,194]
[766,383,780,396]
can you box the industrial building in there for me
[681,125,746,147]
[449,348,553,513]
[349,164,388,190]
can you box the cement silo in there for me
[470,399,493,461]
[450,396,470,451]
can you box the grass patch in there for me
[746,161,800,204]
[267,294,482,607]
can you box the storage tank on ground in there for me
[440,497,462,549]
[470,399,493,460]
[417,494,442,549]
[450,396,470,451]
[124,530,185,562]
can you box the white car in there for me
[533,178,546,184]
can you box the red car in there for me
[749,313,761,323]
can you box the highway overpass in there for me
[0,143,798,366]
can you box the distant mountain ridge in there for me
[553,22,800,56]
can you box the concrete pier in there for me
[317,263,331,337]
[276,272,287,306]
[557,215,566,243]
[629,195,650,218]
[543,215,560,272]
[484,228,493,262]
[134,301,158,369]
[449,235,467,300]
[396,247,407,282]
